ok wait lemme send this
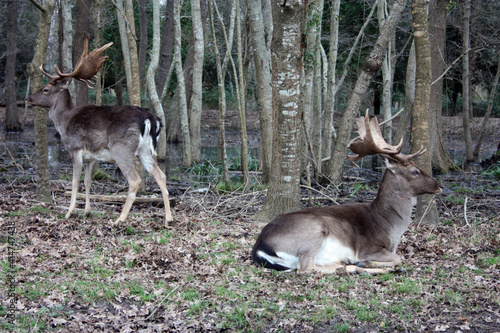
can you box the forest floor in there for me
[0,107,499,332]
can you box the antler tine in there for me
[346,111,404,162]
[39,64,61,83]
[389,145,427,165]
[54,35,113,88]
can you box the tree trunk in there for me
[394,41,415,145]
[429,0,458,171]
[146,0,167,159]
[412,0,439,225]
[124,0,141,107]
[326,0,407,184]
[235,0,249,187]
[156,0,175,97]
[378,0,393,143]
[461,0,474,165]
[209,0,231,186]
[115,0,132,103]
[303,0,324,174]
[138,0,148,85]
[92,0,103,106]
[27,0,57,203]
[322,0,341,170]
[189,0,205,163]
[74,0,91,107]
[173,0,192,167]
[4,0,22,132]
[473,51,500,162]
[248,0,273,183]
[254,0,305,221]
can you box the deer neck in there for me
[369,170,416,252]
[48,89,75,134]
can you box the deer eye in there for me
[412,169,420,176]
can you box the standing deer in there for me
[252,113,441,274]
[26,38,173,225]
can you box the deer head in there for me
[27,36,113,109]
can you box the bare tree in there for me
[254,0,305,221]
[74,0,91,107]
[378,0,393,142]
[173,0,192,167]
[247,0,273,182]
[115,0,141,106]
[462,0,473,166]
[428,0,458,171]
[190,0,205,163]
[326,0,407,184]
[146,0,167,159]
[209,0,232,186]
[473,50,500,162]
[235,0,249,187]
[138,0,148,84]
[156,0,175,98]
[27,0,57,202]
[4,0,21,131]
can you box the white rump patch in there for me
[137,119,156,172]
[256,250,299,270]
[315,238,356,267]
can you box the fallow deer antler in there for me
[346,112,404,162]
[54,35,113,88]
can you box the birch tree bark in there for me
[27,0,57,202]
[190,0,205,163]
[173,0,192,167]
[248,0,273,182]
[254,0,305,221]
[412,0,439,225]
[326,0,407,183]
[146,0,167,159]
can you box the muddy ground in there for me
[0,107,499,332]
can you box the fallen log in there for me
[64,191,164,204]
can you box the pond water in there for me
[0,125,497,181]
[0,126,259,179]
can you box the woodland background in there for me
[0,0,499,331]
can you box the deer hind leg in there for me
[84,160,97,216]
[138,148,173,225]
[114,159,142,224]
[67,153,84,219]
[147,162,173,224]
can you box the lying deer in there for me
[252,113,441,274]
[27,37,173,225]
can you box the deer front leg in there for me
[67,153,84,219]
[84,160,97,216]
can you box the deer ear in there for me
[379,154,396,173]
